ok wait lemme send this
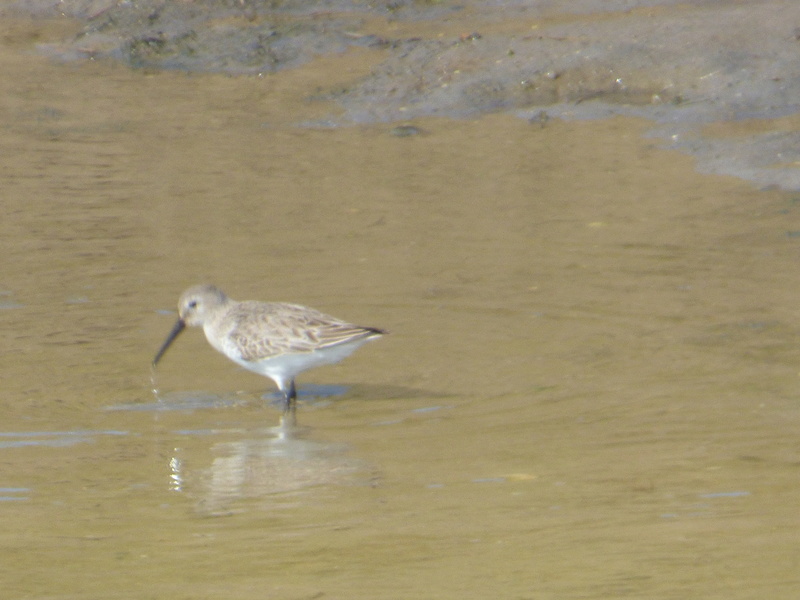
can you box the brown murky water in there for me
[2,16,800,600]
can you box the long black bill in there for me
[152,319,186,367]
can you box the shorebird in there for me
[153,284,385,425]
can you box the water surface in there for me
[1,16,799,600]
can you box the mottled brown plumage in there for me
[222,301,382,361]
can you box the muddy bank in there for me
[6,0,800,190]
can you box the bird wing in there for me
[226,302,381,362]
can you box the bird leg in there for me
[279,379,298,428]
[286,379,297,412]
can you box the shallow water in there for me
[2,16,800,600]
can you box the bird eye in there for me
[188,300,198,309]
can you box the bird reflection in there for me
[168,425,371,515]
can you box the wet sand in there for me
[11,0,800,190]
[1,14,800,600]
